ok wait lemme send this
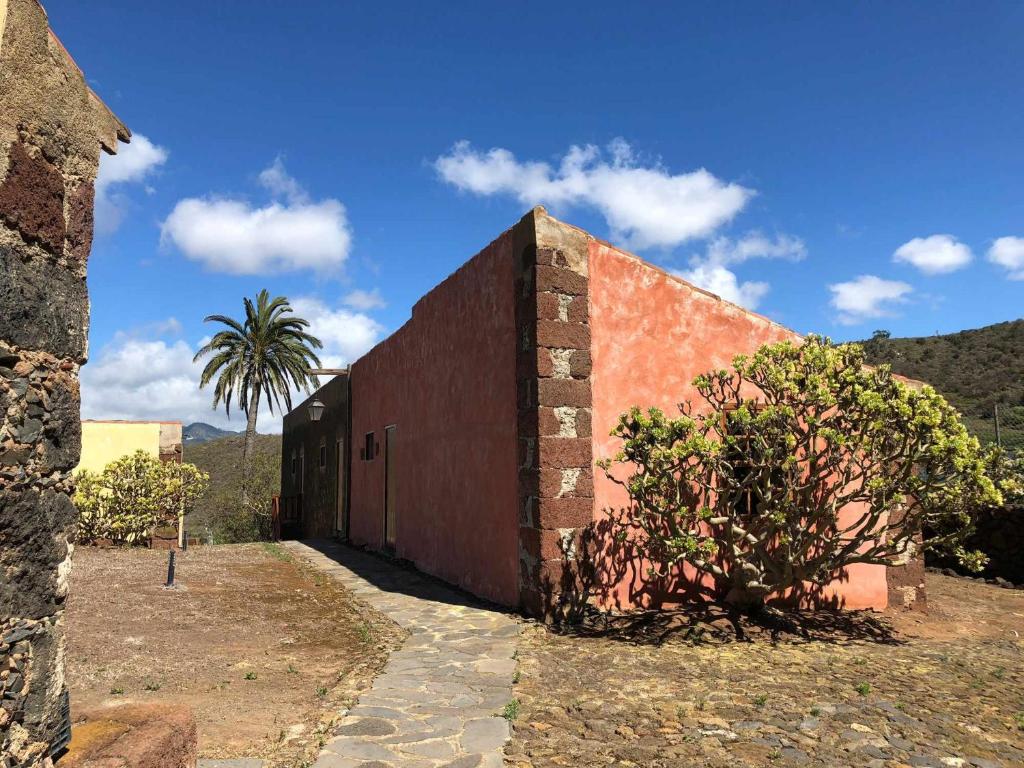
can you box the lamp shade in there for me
[308,399,326,422]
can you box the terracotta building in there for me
[281,207,923,618]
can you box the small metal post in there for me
[165,550,176,588]
[182,531,188,552]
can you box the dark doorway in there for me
[336,437,347,538]
[384,425,397,550]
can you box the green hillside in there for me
[183,433,282,535]
[859,319,1024,452]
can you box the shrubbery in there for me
[204,451,278,543]
[601,336,1000,610]
[74,451,209,545]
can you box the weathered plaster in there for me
[346,219,522,606]
[587,239,890,611]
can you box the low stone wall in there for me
[928,505,1024,586]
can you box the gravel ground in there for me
[66,543,403,767]
[507,574,1024,768]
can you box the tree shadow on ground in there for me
[549,603,902,647]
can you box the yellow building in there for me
[75,420,183,474]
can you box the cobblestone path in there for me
[283,541,520,768]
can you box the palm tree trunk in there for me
[242,385,261,505]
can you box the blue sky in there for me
[45,1,1023,430]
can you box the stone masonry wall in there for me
[515,210,595,618]
[0,0,127,764]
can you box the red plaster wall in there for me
[587,240,888,611]
[348,232,520,606]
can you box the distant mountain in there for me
[859,319,1024,452]
[183,422,238,443]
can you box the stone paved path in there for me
[283,540,521,768]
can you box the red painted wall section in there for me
[348,230,520,606]
[587,240,889,611]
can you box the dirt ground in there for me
[65,543,404,767]
[509,574,1024,767]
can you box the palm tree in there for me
[194,290,323,499]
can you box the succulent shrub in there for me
[74,450,209,544]
[601,335,999,610]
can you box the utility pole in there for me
[994,403,1002,449]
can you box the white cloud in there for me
[987,236,1024,280]
[893,234,972,274]
[342,288,387,311]
[80,336,251,430]
[258,156,308,204]
[828,275,913,325]
[81,300,384,433]
[434,139,753,250]
[95,133,168,234]
[290,296,385,366]
[673,231,805,310]
[676,263,770,309]
[160,159,352,275]
[702,231,807,266]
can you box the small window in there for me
[291,452,297,480]
[319,444,327,469]
[364,432,375,461]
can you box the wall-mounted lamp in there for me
[308,399,326,422]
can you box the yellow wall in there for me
[76,421,164,475]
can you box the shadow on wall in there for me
[538,518,895,644]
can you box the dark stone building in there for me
[0,0,128,763]
[279,373,350,540]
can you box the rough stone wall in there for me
[0,0,127,763]
[515,209,595,618]
[884,506,927,611]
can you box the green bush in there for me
[74,451,209,545]
[206,451,278,543]
[601,336,1000,610]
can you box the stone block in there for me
[569,349,592,378]
[520,527,584,562]
[574,408,592,438]
[534,406,562,437]
[537,378,591,407]
[0,489,76,619]
[61,704,198,768]
[534,246,573,269]
[533,496,593,529]
[566,294,589,323]
[535,291,562,321]
[535,265,588,296]
[0,140,66,255]
[537,437,591,468]
[0,243,89,360]
[535,319,590,350]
